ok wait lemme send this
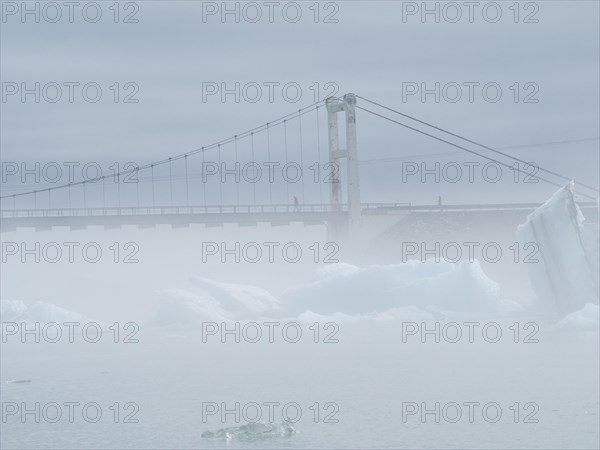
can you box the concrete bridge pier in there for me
[325,93,361,242]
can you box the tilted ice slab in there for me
[517,182,599,315]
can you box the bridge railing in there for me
[0,203,353,219]
[1,201,596,219]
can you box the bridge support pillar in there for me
[325,94,361,241]
[344,93,361,223]
[326,97,344,212]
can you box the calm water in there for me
[2,317,598,449]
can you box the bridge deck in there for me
[0,202,597,230]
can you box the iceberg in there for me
[516,182,599,315]
[149,277,283,327]
[282,259,504,314]
[12,301,88,323]
[0,300,88,323]
[297,305,437,324]
[0,300,27,321]
[150,288,232,326]
[554,303,599,332]
[190,276,282,315]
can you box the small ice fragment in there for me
[201,421,297,441]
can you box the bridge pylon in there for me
[325,93,361,240]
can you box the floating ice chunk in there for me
[151,288,232,326]
[201,421,297,441]
[283,259,502,314]
[0,300,27,321]
[149,278,282,326]
[16,301,88,323]
[314,262,360,280]
[2,301,88,323]
[190,276,281,315]
[517,182,599,315]
[386,259,502,312]
[554,303,599,332]
[297,306,436,324]
[372,306,439,323]
[298,310,373,324]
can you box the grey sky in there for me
[1,0,599,205]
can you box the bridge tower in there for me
[326,93,361,238]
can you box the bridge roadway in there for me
[0,202,597,231]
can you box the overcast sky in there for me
[1,0,599,205]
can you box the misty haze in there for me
[1,1,599,449]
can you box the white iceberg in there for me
[151,288,232,326]
[554,303,599,332]
[297,305,437,324]
[282,259,504,315]
[190,277,282,315]
[516,182,599,315]
[149,277,282,327]
[0,300,88,323]
[0,300,27,321]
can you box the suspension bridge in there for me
[1,94,598,234]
